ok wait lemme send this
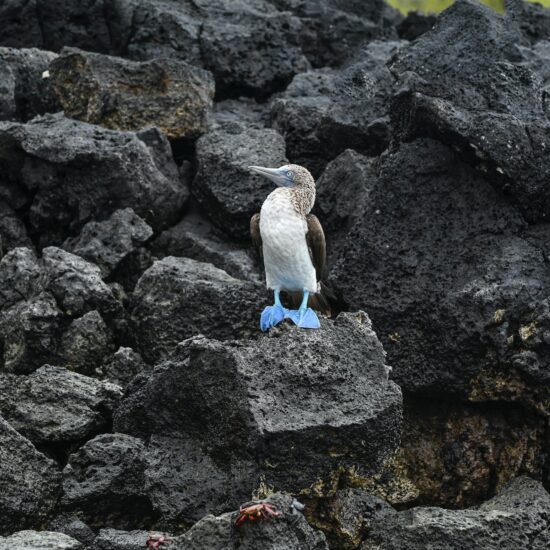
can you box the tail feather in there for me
[286,281,334,316]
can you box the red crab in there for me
[146,533,171,549]
[235,501,283,527]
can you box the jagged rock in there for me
[151,208,261,284]
[0,47,60,122]
[363,477,550,550]
[61,433,156,529]
[0,247,43,310]
[507,0,550,43]
[101,347,150,388]
[397,11,437,41]
[170,493,328,550]
[48,515,95,547]
[0,113,187,245]
[208,98,270,132]
[43,248,120,318]
[0,202,32,254]
[305,489,394,550]
[115,313,402,521]
[59,311,116,375]
[0,1,42,49]
[0,530,82,549]
[130,257,264,363]
[0,416,61,535]
[517,40,550,117]
[50,49,214,139]
[0,365,121,444]
[0,291,63,374]
[62,209,153,279]
[393,397,548,508]
[331,139,550,405]
[390,0,550,222]
[94,529,150,550]
[193,125,287,238]
[271,40,405,176]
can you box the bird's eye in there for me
[286,171,293,178]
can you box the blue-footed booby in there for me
[249,164,330,331]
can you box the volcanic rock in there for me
[50,49,214,139]
[101,347,150,388]
[0,202,32,254]
[0,113,187,245]
[62,209,153,279]
[0,530,82,549]
[130,257,264,362]
[271,40,405,176]
[192,125,287,239]
[363,476,550,549]
[0,416,61,535]
[390,0,550,222]
[93,529,150,550]
[331,138,550,406]
[0,365,121,444]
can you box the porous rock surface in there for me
[0,0,549,547]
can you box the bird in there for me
[249,163,331,331]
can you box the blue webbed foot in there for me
[260,304,286,332]
[287,307,320,329]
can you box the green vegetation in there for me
[387,0,550,14]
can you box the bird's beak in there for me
[248,166,290,187]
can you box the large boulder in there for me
[271,40,405,176]
[389,0,550,222]
[62,208,153,279]
[0,47,60,122]
[363,476,550,550]
[0,113,188,246]
[169,493,329,550]
[114,313,402,523]
[331,138,550,408]
[0,416,61,535]
[50,49,214,139]
[0,365,122,444]
[193,125,287,239]
[130,256,264,363]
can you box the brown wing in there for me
[306,214,326,281]
[250,213,262,260]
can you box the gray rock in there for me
[170,493,328,550]
[271,40,405,176]
[59,311,116,375]
[151,208,261,284]
[48,515,95,546]
[130,257,264,363]
[192,125,287,238]
[0,530,82,549]
[208,98,270,132]
[62,209,153,279]
[0,365,121,444]
[0,113,187,245]
[115,313,402,518]
[94,529,150,550]
[43,247,120,318]
[363,476,550,550]
[0,247,43,310]
[101,347,150,388]
[0,47,60,122]
[61,433,155,529]
[331,139,550,405]
[50,49,214,139]
[389,0,550,222]
[0,1,42,49]
[0,416,61,535]
[397,11,437,41]
[0,202,32,255]
[507,0,550,43]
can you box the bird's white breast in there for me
[259,189,317,293]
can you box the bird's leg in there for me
[260,289,287,331]
[288,290,320,329]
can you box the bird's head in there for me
[248,164,315,189]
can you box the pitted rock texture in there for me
[0,113,187,245]
[0,47,60,122]
[0,365,121,444]
[362,476,550,550]
[115,312,402,518]
[50,49,214,139]
[271,40,405,176]
[390,0,550,222]
[331,138,550,409]
[130,256,264,363]
[0,530,82,549]
[192,125,288,239]
[0,416,61,535]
